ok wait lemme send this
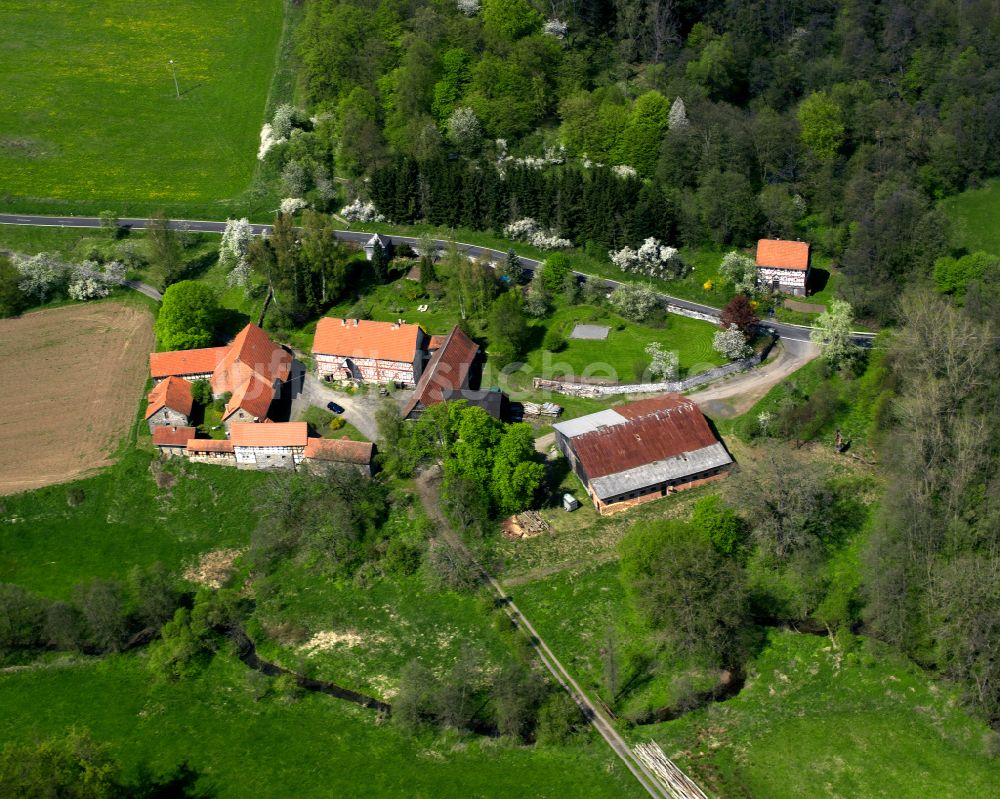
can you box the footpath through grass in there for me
[0,0,284,218]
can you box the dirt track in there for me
[0,302,154,495]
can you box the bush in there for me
[536,692,584,745]
[542,327,566,352]
[190,378,213,406]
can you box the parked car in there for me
[326,401,345,414]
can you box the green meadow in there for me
[0,0,285,218]
[940,177,1000,256]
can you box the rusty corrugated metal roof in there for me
[560,394,722,480]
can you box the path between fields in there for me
[414,468,672,799]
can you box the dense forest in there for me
[266,0,1000,322]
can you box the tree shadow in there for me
[807,267,830,295]
[132,761,215,798]
[216,307,251,341]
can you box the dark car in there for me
[326,401,345,414]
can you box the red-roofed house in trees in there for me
[230,422,308,470]
[145,376,194,431]
[553,394,733,515]
[148,323,292,427]
[756,239,811,296]
[402,326,504,420]
[152,425,196,457]
[312,318,427,386]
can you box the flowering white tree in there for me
[13,252,69,301]
[609,283,659,321]
[456,0,480,15]
[713,323,753,360]
[645,342,679,381]
[69,260,125,301]
[503,218,572,250]
[271,104,298,139]
[340,198,386,223]
[257,123,283,160]
[279,197,308,216]
[810,298,860,366]
[719,251,759,296]
[612,164,638,179]
[447,107,482,154]
[543,18,568,39]
[668,97,689,130]
[610,237,686,279]
[220,218,254,291]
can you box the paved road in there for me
[0,213,875,344]
[415,468,673,799]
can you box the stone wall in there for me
[532,339,774,398]
[664,303,718,324]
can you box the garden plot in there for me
[0,302,154,494]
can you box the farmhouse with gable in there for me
[756,238,811,296]
[231,422,308,470]
[145,375,194,431]
[403,326,504,420]
[148,323,292,428]
[312,318,427,386]
[554,394,732,515]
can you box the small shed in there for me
[363,233,392,262]
[562,493,581,512]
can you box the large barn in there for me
[312,318,427,386]
[554,394,732,515]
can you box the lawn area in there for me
[642,631,1000,799]
[940,177,1000,255]
[0,652,645,799]
[0,450,267,597]
[0,0,285,219]
[521,304,725,384]
[0,223,101,256]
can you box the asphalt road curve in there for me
[0,214,875,344]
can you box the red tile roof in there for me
[145,376,194,420]
[223,373,274,422]
[152,425,196,446]
[312,318,423,363]
[303,437,375,464]
[756,239,810,271]
[149,347,226,379]
[212,324,292,396]
[567,394,721,480]
[230,421,308,448]
[186,439,234,453]
[403,326,479,416]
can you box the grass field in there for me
[940,177,1000,255]
[0,302,155,495]
[643,631,1000,799]
[0,0,284,218]
[0,652,645,799]
[0,449,269,597]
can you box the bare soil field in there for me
[0,302,154,495]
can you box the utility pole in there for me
[168,60,180,98]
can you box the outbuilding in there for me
[554,394,732,515]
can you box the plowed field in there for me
[0,302,154,494]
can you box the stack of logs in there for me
[522,401,562,417]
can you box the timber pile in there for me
[633,742,708,799]
[501,510,550,540]
[522,401,562,417]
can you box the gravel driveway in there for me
[289,366,407,442]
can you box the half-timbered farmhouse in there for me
[312,318,426,386]
[756,239,811,296]
[554,394,732,515]
[230,422,308,470]
[145,375,194,431]
[149,323,292,426]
